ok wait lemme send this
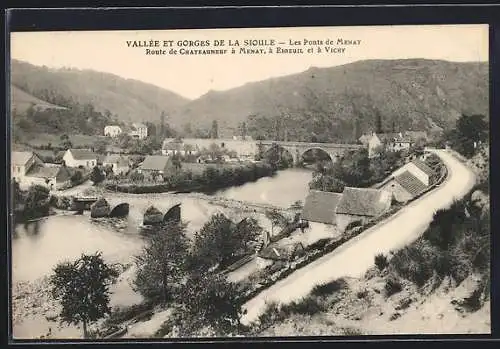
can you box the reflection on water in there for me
[12,169,313,283]
[216,168,312,208]
[11,168,313,338]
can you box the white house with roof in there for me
[391,158,436,186]
[63,149,98,169]
[129,123,148,139]
[104,125,123,137]
[11,151,72,190]
[103,154,130,175]
[367,131,428,158]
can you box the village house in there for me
[62,149,98,169]
[162,139,186,156]
[391,158,437,186]
[104,125,123,137]
[334,187,393,233]
[129,123,148,140]
[103,154,130,175]
[24,165,72,191]
[367,132,411,157]
[11,151,72,190]
[301,190,343,226]
[366,131,428,158]
[379,170,428,203]
[138,155,171,178]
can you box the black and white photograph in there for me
[9,24,490,339]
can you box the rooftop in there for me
[302,190,343,224]
[12,151,34,166]
[140,155,170,171]
[103,154,129,166]
[411,158,436,177]
[335,187,392,217]
[26,164,60,178]
[68,149,97,160]
[394,171,428,197]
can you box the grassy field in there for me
[14,132,107,149]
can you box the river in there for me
[11,168,313,339]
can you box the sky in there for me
[10,24,488,100]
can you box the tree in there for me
[265,209,291,235]
[59,134,73,150]
[49,252,119,339]
[375,110,383,134]
[134,223,190,304]
[181,272,245,335]
[93,139,108,154]
[239,122,247,139]
[448,114,489,158]
[160,111,166,138]
[70,170,83,184]
[211,120,219,139]
[190,213,262,271]
[129,170,144,183]
[24,184,50,219]
[89,166,105,185]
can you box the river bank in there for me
[12,263,142,339]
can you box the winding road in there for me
[240,149,476,325]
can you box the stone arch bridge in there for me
[258,141,365,166]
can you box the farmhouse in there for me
[63,149,98,169]
[301,190,343,225]
[162,139,186,156]
[103,154,130,175]
[367,131,428,157]
[129,123,148,139]
[335,187,392,233]
[11,151,72,190]
[138,155,171,176]
[104,125,123,137]
[379,170,428,203]
[391,158,437,186]
[25,164,72,190]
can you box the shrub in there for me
[311,278,348,297]
[390,239,441,287]
[356,289,369,299]
[374,253,389,271]
[305,238,331,251]
[280,296,325,316]
[384,276,403,297]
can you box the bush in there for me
[280,296,325,316]
[311,278,348,297]
[390,240,441,287]
[374,253,389,271]
[356,289,369,299]
[384,276,403,297]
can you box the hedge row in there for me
[104,163,276,194]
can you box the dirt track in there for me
[240,149,476,325]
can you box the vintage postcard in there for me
[9,24,490,340]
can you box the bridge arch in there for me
[163,203,181,224]
[109,203,130,218]
[261,143,294,166]
[299,147,337,166]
